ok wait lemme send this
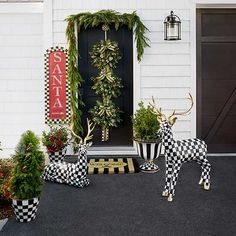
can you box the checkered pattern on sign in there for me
[160,121,211,198]
[12,198,39,222]
[44,46,71,125]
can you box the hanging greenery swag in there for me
[89,39,123,141]
[66,10,149,137]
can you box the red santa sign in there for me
[45,47,70,124]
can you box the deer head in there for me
[150,93,194,126]
[69,117,95,148]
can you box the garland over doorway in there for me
[66,10,149,137]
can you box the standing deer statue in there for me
[42,119,95,188]
[150,94,211,202]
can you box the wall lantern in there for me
[164,11,181,40]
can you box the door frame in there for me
[190,0,236,154]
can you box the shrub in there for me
[0,159,15,201]
[9,130,45,200]
[42,125,69,153]
[132,102,160,140]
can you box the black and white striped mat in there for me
[87,158,139,174]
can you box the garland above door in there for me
[66,10,149,138]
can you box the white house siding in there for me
[51,0,192,142]
[0,3,44,156]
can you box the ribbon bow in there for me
[98,41,116,54]
[96,67,115,83]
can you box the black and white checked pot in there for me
[134,138,162,173]
[11,197,40,222]
[48,148,67,163]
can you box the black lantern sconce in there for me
[164,11,181,40]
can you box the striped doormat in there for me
[87,158,139,174]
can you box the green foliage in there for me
[89,40,123,131]
[42,125,69,153]
[66,10,149,61]
[66,10,149,139]
[66,19,84,141]
[132,102,160,140]
[0,158,14,201]
[90,40,122,69]
[9,131,45,200]
[90,100,122,128]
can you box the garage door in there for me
[197,9,236,153]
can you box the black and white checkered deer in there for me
[150,94,211,202]
[42,119,95,188]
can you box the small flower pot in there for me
[134,138,162,173]
[11,197,40,223]
[48,148,67,163]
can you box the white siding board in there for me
[141,65,190,77]
[147,32,190,43]
[0,58,43,69]
[2,103,44,114]
[0,46,42,58]
[141,54,190,66]
[138,10,190,21]
[0,80,44,91]
[145,43,190,55]
[0,14,42,24]
[141,88,190,99]
[0,91,43,102]
[141,77,190,88]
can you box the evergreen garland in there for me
[89,39,123,141]
[66,10,149,136]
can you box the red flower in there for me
[0,172,4,178]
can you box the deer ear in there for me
[169,117,177,125]
[87,142,92,148]
[156,115,162,123]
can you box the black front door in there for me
[78,25,133,147]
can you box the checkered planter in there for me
[11,197,40,223]
[48,148,67,163]
[134,138,162,173]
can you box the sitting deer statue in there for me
[42,118,95,188]
[150,94,211,202]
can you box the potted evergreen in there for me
[9,130,45,222]
[42,124,69,162]
[132,102,161,173]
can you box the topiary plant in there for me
[132,102,160,140]
[9,130,45,200]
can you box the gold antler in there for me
[149,96,167,122]
[168,93,194,123]
[69,116,95,144]
[83,118,96,144]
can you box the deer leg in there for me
[202,158,211,190]
[196,157,211,190]
[162,158,173,197]
[196,159,205,186]
[168,163,182,202]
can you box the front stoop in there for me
[0,218,8,231]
